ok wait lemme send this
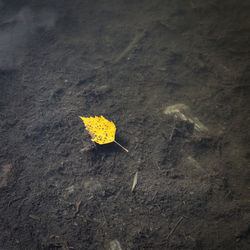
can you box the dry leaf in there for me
[79,115,128,152]
[79,116,116,144]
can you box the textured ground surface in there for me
[0,0,250,249]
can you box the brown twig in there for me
[166,216,184,241]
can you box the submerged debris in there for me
[0,164,12,188]
[164,103,208,133]
[29,214,41,222]
[131,171,138,192]
[79,142,95,152]
[109,239,122,250]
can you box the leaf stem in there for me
[114,140,129,152]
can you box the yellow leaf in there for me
[79,115,128,152]
[79,115,116,144]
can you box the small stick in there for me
[114,140,128,152]
[166,216,184,241]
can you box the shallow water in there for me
[0,0,250,249]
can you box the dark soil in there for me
[0,0,250,249]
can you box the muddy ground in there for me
[0,0,250,249]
